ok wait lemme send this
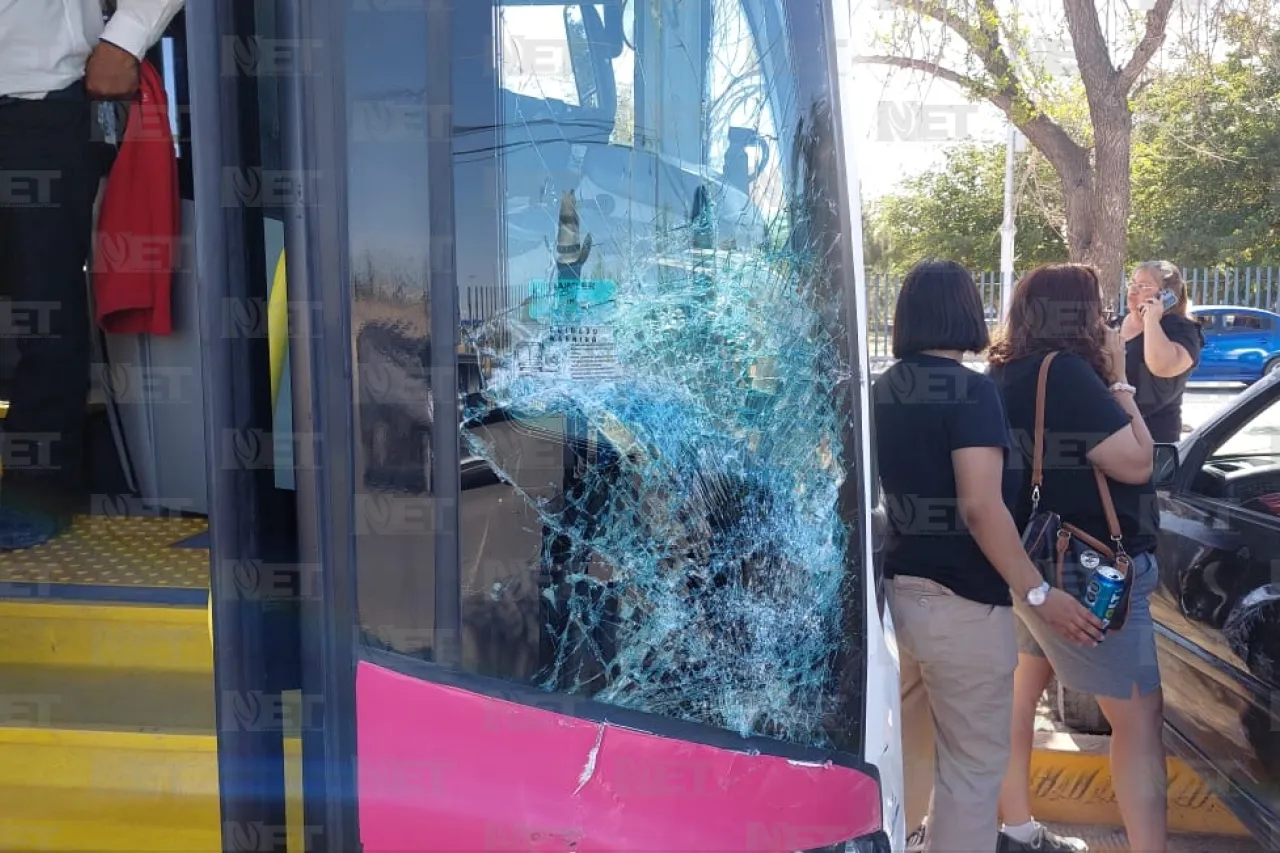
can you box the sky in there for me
[331,0,1215,263]
[844,0,1214,199]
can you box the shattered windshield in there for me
[351,0,867,754]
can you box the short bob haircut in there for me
[891,260,990,359]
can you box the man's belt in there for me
[0,79,87,107]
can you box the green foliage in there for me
[1129,11,1280,266]
[864,141,1066,275]
[867,13,1280,273]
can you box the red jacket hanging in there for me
[93,59,178,335]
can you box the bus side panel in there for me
[355,660,882,852]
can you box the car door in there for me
[1192,311,1224,379]
[1151,377,1280,840]
[1218,312,1274,381]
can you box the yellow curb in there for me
[1029,730,1248,836]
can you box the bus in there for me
[0,1,903,851]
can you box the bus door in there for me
[183,1,309,850]
[271,0,899,850]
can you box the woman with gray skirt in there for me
[988,264,1164,853]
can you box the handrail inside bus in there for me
[269,249,288,411]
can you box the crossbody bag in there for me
[1019,352,1135,630]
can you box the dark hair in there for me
[890,260,990,359]
[988,263,1109,380]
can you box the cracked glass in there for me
[350,0,867,753]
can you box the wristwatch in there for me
[1026,582,1050,607]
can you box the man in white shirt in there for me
[0,0,183,549]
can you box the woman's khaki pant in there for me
[887,575,1017,853]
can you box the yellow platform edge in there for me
[0,599,211,673]
[1029,730,1248,837]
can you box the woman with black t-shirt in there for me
[1118,261,1204,442]
[872,261,1101,853]
[987,264,1164,853]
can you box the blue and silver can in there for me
[1085,565,1126,627]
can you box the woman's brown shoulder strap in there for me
[1031,351,1059,489]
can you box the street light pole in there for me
[999,122,1019,324]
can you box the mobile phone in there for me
[1140,288,1178,316]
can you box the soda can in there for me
[1085,566,1126,627]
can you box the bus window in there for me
[351,0,867,756]
[499,5,583,106]
[704,0,784,221]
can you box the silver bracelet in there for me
[1109,381,1136,395]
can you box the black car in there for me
[1055,373,1280,842]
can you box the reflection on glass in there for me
[1212,399,1280,459]
[449,0,858,751]
[344,6,437,660]
[345,0,860,751]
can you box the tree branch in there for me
[852,54,1009,109]
[897,0,1028,109]
[1062,0,1115,91]
[1117,0,1176,92]
[856,54,1088,183]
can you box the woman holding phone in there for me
[989,264,1164,853]
[1119,261,1204,442]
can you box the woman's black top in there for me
[873,354,1019,607]
[1125,314,1205,442]
[989,352,1159,556]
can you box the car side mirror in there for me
[1154,444,1180,489]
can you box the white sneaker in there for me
[998,822,1089,852]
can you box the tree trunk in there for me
[1054,99,1132,310]
[860,0,1174,307]
[1086,99,1134,309]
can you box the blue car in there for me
[1189,306,1280,383]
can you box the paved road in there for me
[1181,384,1245,434]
